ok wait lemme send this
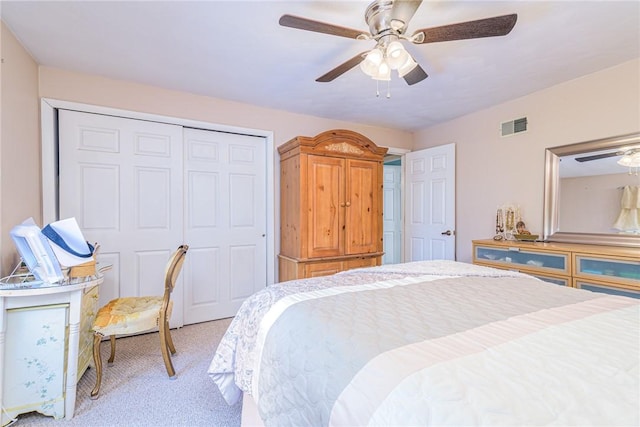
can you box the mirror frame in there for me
[543,132,640,247]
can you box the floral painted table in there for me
[0,275,103,426]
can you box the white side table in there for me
[0,275,103,426]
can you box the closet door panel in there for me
[79,164,119,230]
[59,110,184,326]
[183,128,267,323]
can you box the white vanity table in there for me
[0,275,102,426]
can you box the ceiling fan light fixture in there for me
[372,61,391,81]
[386,41,408,69]
[397,55,418,78]
[617,152,640,168]
[360,47,384,77]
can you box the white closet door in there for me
[183,128,267,323]
[58,110,185,326]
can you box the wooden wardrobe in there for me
[278,129,388,282]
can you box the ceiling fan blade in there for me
[402,63,428,86]
[279,14,367,39]
[390,0,423,33]
[412,13,517,44]
[574,152,619,162]
[316,52,368,82]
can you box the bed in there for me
[208,260,639,426]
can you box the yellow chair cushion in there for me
[92,296,173,337]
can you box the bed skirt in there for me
[242,393,265,427]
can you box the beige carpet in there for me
[11,318,242,427]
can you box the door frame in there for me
[383,149,407,264]
[385,147,409,262]
[40,98,277,286]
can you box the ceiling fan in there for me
[279,0,518,86]
[575,148,640,163]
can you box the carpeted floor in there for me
[11,318,242,427]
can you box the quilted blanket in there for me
[208,260,639,426]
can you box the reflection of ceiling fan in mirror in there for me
[575,148,640,163]
[279,0,518,85]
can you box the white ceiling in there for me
[1,0,639,132]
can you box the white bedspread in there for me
[208,260,639,426]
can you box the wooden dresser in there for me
[278,129,388,282]
[472,239,640,297]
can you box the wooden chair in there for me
[90,245,189,398]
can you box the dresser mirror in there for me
[543,132,640,247]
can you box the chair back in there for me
[162,245,189,311]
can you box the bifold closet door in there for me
[58,110,185,326]
[58,110,269,326]
[183,128,267,323]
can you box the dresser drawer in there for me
[574,253,640,288]
[574,278,640,299]
[474,260,571,286]
[528,272,570,286]
[474,243,571,276]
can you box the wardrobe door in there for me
[345,159,380,255]
[306,155,344,258]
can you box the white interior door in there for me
[383,164,402,264]
[183,128,267,322]
[58,110,185,326]
[404,143,456,261]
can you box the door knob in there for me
[441,230,453,236]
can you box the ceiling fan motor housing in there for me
[366,0,405,39]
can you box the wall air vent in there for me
[500,117,528,137]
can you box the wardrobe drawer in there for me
[305,261,343,278]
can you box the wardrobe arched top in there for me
[278,129,388,161]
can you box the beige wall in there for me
[38,67,413,151]
[0,22,40,276]
[559,173,629,234]
[414,59,640,262]
[0,38,413,274]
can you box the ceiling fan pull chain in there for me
[387,80,391,99]
[376,80,380,98]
